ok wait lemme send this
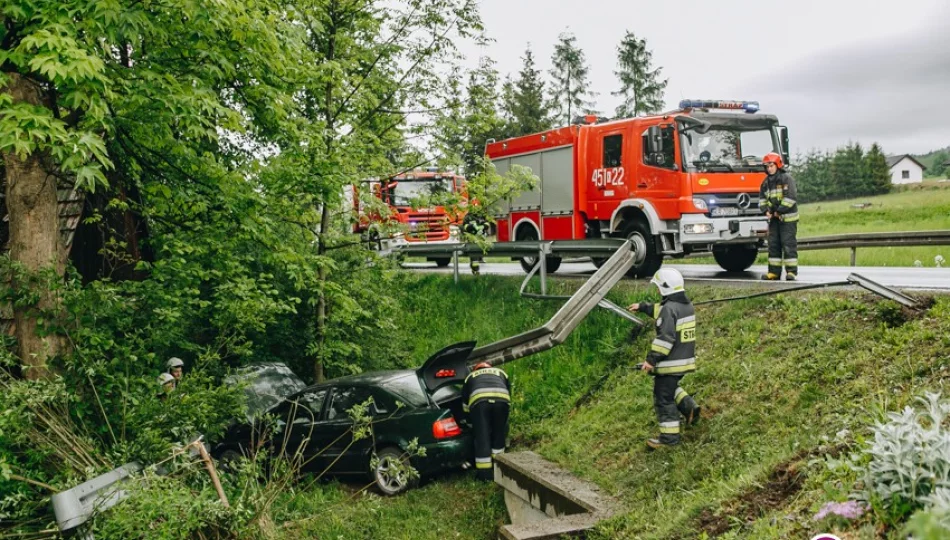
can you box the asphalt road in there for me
[402,260,950,291]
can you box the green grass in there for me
[243,272,949,538]
[379,274,950,538]
[271,474,505,539]
[685,182,950,267]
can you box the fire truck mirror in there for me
[646,125,663,155]
[779,125,790,165]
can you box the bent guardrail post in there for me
[847,273,920,309]
[51,462,142,539]
[467,238,643,368]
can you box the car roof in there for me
[301,369,417,391]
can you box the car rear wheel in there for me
[373,446,415,496]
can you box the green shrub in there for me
[857,392,950,524]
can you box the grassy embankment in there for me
[289,273,949,538]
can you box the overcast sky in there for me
[457,0,950,156]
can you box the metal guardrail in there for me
[398,230,950,268]
[397,239,630,259]
[796,230,950,266]
[466,240,641,367]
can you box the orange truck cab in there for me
[353,169,469,266]
[485,99,788,276]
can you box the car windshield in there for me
[389,179,454,206]
[380,373,429,408]
[681,127,777,172]
[226,364,306,419]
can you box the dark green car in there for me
[214,342,476,495]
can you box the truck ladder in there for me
[466,238,644,368]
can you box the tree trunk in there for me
[1,73,66,380]
[313,2,339,384]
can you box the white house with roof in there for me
[886,155,926,185]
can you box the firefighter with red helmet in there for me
[759,152,800,280]
[462,362,511,481]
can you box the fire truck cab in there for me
[486,100,789,277]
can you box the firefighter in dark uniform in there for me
[759,152,800,281]
[627,268,701,450]
[463,214,488,276]
[462,362,511,480]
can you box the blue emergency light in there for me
[679,99,759,113]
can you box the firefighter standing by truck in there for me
[462,362,511,480]
[759,152,800,281]
[627,268,701,450]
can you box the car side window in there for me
[327,386,375,421]
[372,390,399,416]
[283,389,328,425]
[641,126,676,170]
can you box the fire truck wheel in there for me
[622,220,662,278]
[516,226,562,274]
[712,245,758,272]
[434,258,451,268]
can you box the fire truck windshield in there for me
[680,127,778,172]
[389,179,455,206]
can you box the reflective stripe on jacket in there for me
[462,367,510,412]
[637,292,697,375]
[759,170,799,222]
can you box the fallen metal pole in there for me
[195,440,229,508]
[467,238,644,368]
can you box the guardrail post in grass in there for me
[453,248,460,284]
[851,246,857,267]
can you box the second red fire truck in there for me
[485,99,788,277]
[352,169,469,266]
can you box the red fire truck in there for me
[485,99,788,277]
[352,169,469,266]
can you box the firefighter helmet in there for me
[763,152,784,169]
[473,362,492,371]
[166,357,184,369]
[651,268,685,296]
[157,372,176,386]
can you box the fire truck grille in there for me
[405,213,450,242]
[700,192,762,217]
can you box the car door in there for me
[637,124,682,217]
[272,388,328,472]
[322,385,378,474]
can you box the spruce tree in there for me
[549,32,597,124]
[613,31,667,118]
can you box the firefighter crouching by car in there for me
[627,268,701,450]
[759,152,800,281]
[462,362,511,481]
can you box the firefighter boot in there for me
[674,387,701,426]
[646,438,680,450]
[785,272,797,281]
[761,273,779,280]
[686,405,702,426]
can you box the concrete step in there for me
[494,451,619,539]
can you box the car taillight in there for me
[433,417,462,439]
[435,369,455,378]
